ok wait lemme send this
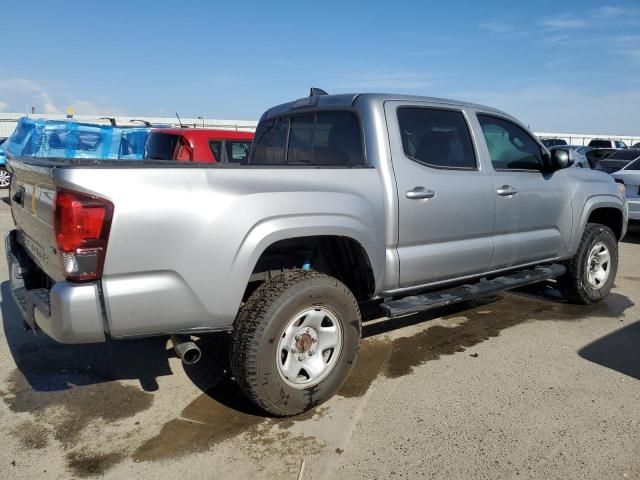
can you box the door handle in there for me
[496,185,518,196]
[406,187,436,200]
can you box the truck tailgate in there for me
[9,160,64,281]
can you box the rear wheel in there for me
[0,168,11,189]
[557,223,618,304]
[231,270,361,416]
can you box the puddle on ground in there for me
[3,287,632,476]
[347,290,633,389]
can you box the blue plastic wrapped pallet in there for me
[2,117,151,160]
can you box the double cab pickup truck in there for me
[5,91,628,416]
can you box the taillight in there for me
[175,139,193,161]
[53,189,113,281]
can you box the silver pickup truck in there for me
[4,92,628,416]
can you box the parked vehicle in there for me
[588,139,628,149]
[2,117,151,161]
[145,128,254,163]
[586,148,616,168]
[4,91,627,416]
[633,142,640,148]
[541,138,567,147]
[549,145,593,168]
[0,137,9,189]
[595,149,640,174]
[611,157,640,222]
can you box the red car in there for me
[145,128,254,163]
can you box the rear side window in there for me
[250,111,364,166]
[477,115,542,171]
[225,140,251,163]
[146,133,179,160]
[397,107,476,169]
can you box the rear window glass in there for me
[626,158,640,170]
[398,107,476,169]
[250,111,364,166]
[607,150,640,160]
[209,140,222,161]
[145,133,179,160]
[589,140,612,148]
[250,117,289,164]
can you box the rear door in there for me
[385,101,496,288]
[473,112,572,269]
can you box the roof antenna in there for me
[175,112,184,128]
[309,87,328,97]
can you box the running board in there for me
[381,264,566,319]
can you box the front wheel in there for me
[557,223,618,304]
[0,168,11,189]
[231,270,361,416]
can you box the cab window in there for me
[477,115,543,171]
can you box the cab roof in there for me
[261,92,509,120]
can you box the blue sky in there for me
[1,0,639,134]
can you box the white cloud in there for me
[335,73,432,90]
[0,76,121,115]
[449,85,640,135]
[592,5,640,18]
[538,14,589,29]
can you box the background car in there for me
[549,145,593,168]
[633,142,640,148]
[541,138,567,147]
[595,149,640,174]
[586,148,616,168]
[0,137,9,189]
[611,156,640,222]
[145,128,254,163]
[588,139,628,149]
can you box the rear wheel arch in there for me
[245,235,376,302]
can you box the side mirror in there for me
[547,148,570,171]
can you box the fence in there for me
[1,113,638,147]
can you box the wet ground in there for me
[0,199,638,479]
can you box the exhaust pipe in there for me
[171,335,201,365]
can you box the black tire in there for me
[231,269,361,416]
[557,223,618,304]
[0,168,11,189]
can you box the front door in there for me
[385,101,496,288]
[474,113,572,269]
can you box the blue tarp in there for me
[2,117,151,160]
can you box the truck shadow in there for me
[0,281,173,392]
[578,320,640,380]
[622,222,640,245]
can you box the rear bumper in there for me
[5,230,106,343]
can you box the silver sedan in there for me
[612,157,640,221]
